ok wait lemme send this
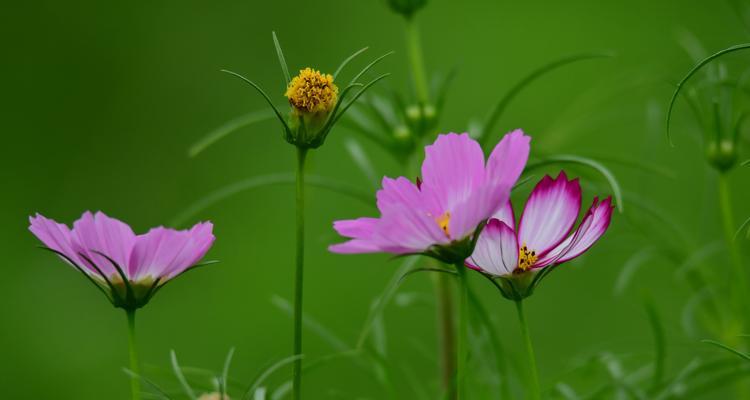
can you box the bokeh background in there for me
[2,0,749,398]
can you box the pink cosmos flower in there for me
[466,172,614,299]
[29,211,216,310]
[330,130,530,263]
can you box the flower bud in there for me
[386,0,428,19]
[284,68,339,148]
[706,138,737,172]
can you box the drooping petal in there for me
[129,222,215,281]
[420,133,485,213]
[536,197,614,267]
[71,211,136,277]
[29,213,91,273]
[491,200,515,229]
[466,219,518,276]
[517,172,581,255]
[486,129,531,189]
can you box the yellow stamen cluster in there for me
[518,243,537,271]
[285,68,338,113]
[436,211,451,238]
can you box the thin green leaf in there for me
[742,159,750,167]
[243,354,304,399]
[170,350,197,400]
[271,295,349,352]
[644,298,666,392]
[170,173,373,227]
[524,154,624,212]
[614,247,657,295]
[123,368,173,400]
[666,43,750,146]
[479,52,613,146]
[333,73,391,126]
[271,31,291,85]
[334,47,369,79]
[220,348,235,400]
[735,215,750,241]
[344,138,379,189]
[357,257,419,348]
[220,69,291,133]
[701,339,750,361]
[350,52,394,85]
[189,110,274,157]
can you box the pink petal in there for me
[486,129,531,189]
[536,197,614,267]
[329,218,381,254]
[491,200,515,229]
[518,172,581,255]
[376,177,426,214]
[29,213,91,273]
[450,182,509,241]
[71,211,136,278]
[420,133,485,212]
[466,219,518,276]
[129,222,215,281]
[372,206,449,253]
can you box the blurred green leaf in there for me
[243,355,304,400]
[188,110,274,157]
[666,43,750,146]
[123,368,173,400]
[171,350,198,399]
[479,52,613,147]
[344,137,379,189]
[170,173,373,227]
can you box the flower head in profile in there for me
[466,172,614,300]
[222,33,390,149]
[330,130,530,264]
[29,211,216,310]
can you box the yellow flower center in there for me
[518,243,537,271]
[198,393,230,400]
[285,68,338,113]
[436,211,451,238]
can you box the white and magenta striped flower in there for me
[329,130,530,263]
[466,172,613,299]
[29,211,216,310]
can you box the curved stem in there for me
[126,309,142,400]
[455,263,469,399]
[515,300,540,400]
[405,16,429,105]
[292,147,308,400]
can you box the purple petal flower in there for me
[330,130,530,263]
[467,172,613,278]
[29,211,216,310]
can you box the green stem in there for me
[455,263,469,399]
[515,300,540,400]
[126,309,141,400]
[292,147,308,400]
[405,16,429,105]
[435,271,457,400]
[718,174,749,322]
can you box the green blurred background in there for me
[2,0,749,398]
